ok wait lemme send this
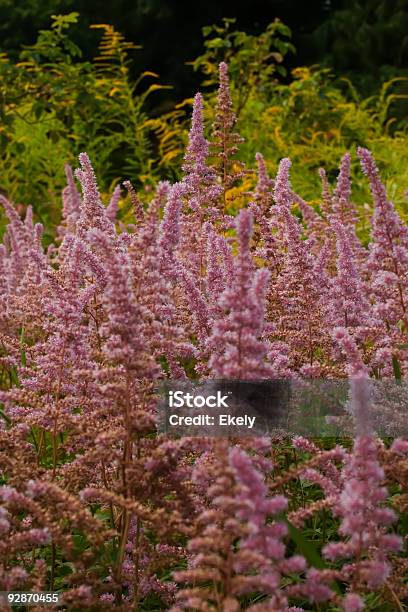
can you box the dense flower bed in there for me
[0,63,407,610]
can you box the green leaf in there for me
[32,101,45,120]
[286,520,326,569]
[207,38,227,49]
[58,562,74,576]
[392,355,402,381]
[286,520,341,594]
[51,12,80,30]
[71,534,88,554]
[19,327,26,368]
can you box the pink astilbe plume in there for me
[106,184,121,222]
[88,228,159,378]
[180,92,222,278]
[268,190,330,375]
[253,152,274,214]
[323,154,367,268]
[250,153,287,275]
[294,193,325,240]
[228,446,311,610]
[175,264,211,348]
[332,326,369,378]
[268,158,308,272]
[327,217,373,331]
[274,157,324,245]
[158,179,213,353]
[158,182,186,271]
[128,181,196,377]
[123,179,145,223]
[319,166,332,213]
[273,157,293,209]
[182,92,221,215]
[74,152,115,238]
[332,152,358,227]
[288,441,346,529]
[58,164,82,238]
[204,221,233,313]
[322,406,402,608]
[211,62,245,207]
[207,209,274,379]
[0,197,46,294]
[357,147,408,328]
[174,442,325,611]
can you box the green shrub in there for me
[0,13,163,228]
[1,14,407,233]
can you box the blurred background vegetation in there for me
[1,0,407,99]
[0,0,407,234]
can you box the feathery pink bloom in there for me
[357,147,408,326]
[228,446,307,609]
[211,62,244,197]
[88,228,159,378]
[182,92,221,213]
[123,179,145,222]
[59,164,82,237]
[253,152,274,213]
[180,93,222,278]
[323,434,401,579]
[215,62,237,135]
[270,200,329,373]
[75,152,115,238]
[273,158,293,208]
[207,209,274,379]
[204,222,233,308]
[158,182,186,262]
[318,166,332,212]
[328,217,372,329]
[106,184,121,222]
[332,327,368,377]
[332,152,358,226]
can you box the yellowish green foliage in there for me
[1,14,407,234]
[237,67,408,218]
[0,13,165,229]
[154,18,407,220]
[155,20,408,219]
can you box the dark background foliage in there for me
[1,0,407,101]
[1,0,407,227]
